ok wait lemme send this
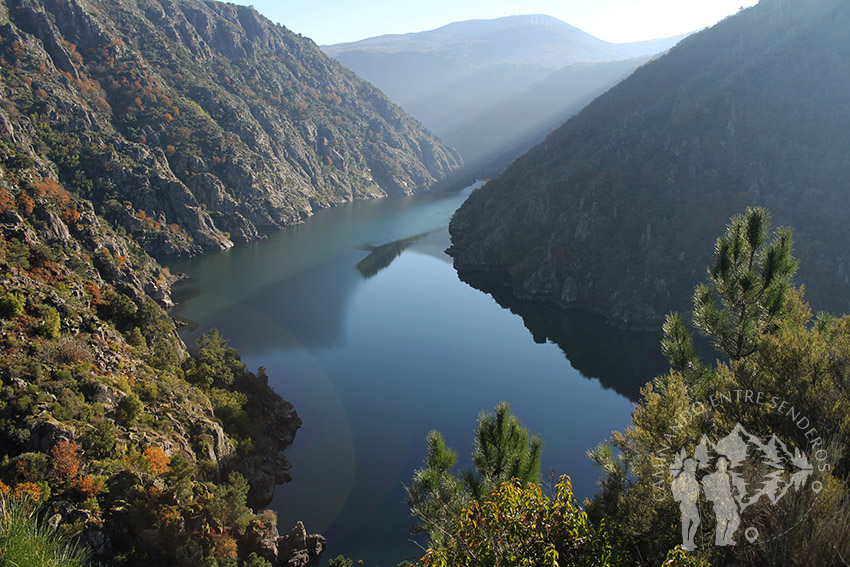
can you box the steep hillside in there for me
[0,152,315,564]
[326,15,681,175]
[449,0,850,329]
[0,0,466,563]
[0,0,461,257]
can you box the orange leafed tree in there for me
[16,191,34,216]
[50,439,82,483]
[61,208,81,225]
[0,187,14,213]
[143,446,170,475]
[75,474,104,498]
[33,177,71,206]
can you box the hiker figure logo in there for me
[669,423,818,549]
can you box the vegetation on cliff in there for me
[0,24,309,566]
[0,0,461,258]
[0,0,465,563]
[449,0,850,329]
[585,208,850,565]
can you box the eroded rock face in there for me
[1,0,462,258]
[242,513,282,564]
[238,372,301,509]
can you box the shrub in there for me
[36,307,61,339]
[80,421,116,459]
[143,446,170,475]
[50,440,82,485]
[14,453,50,482]
[115,392,143,425]
[0,291,26,318]
[126,327,147,348]
[98,290,137,325]
[417,476,624,567]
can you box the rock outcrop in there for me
[243,517,326,567]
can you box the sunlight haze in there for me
[235,0,760,45]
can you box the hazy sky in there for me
[233,0,760,46]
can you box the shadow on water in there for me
[458,274,669,401]
[170,254,363,354]
[355,231,434,279]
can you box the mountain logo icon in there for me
[669,423,818,549]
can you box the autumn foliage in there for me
[143,446,170,475]
[75,474,104,499]
[16,191,34,216]
[61,208,81,225]
[50,439,82,484]
[33,177,71,206]
[0,187,14,213]
[14,482,45,502]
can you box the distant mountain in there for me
[449,0,850,329]
[325,15,683,175]
[325,15,661,69]
[0,0,461,257]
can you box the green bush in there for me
[244,553,272,567]
[80,421,117,459]
[0,291,26,318]
[99,290,137,325]
[115,392,143,425]
[35,306,61,339]
[126,327,146,348]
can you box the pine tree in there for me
[662,207,797,371]
[407,403,543,544]
[466,402,543,499]
[406,431,464,546]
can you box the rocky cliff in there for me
[0,170,312,564]
[0,0,461,257]
[449,0,850,330]
[0,0,441,562]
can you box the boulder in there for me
[276,521,325,566]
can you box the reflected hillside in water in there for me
[166,183,655,564]
[170,182,667,398]
[356,232,434,279]
[459,274,668,401]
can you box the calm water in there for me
[167,185,665,566]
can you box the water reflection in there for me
[459,275,668,401]
[355,231,434,279]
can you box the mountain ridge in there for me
[448,0,850,329]
[324,14,684,68]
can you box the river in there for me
[167,184,666,566]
